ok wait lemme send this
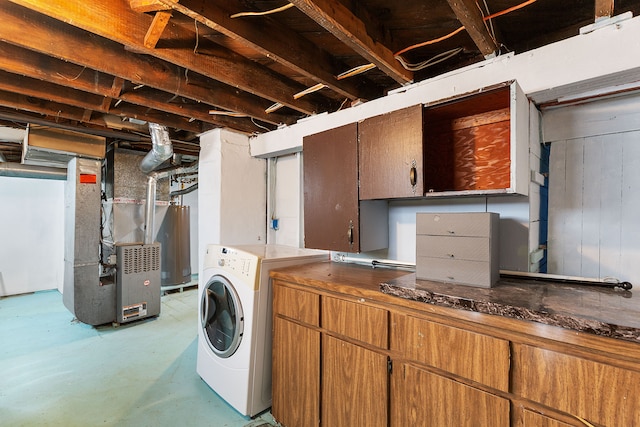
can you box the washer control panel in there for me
[205,245,261,290]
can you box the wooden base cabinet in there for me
[391,363,510,427]
[271,265,640,427]
[322,335,388,427]
[272,316,320,427]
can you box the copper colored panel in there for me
[452,119,510,190]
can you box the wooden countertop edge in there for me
[270,261,640,369]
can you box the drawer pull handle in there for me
[447,230,455,234]
[447,254,455,258]
[447,276,455,280]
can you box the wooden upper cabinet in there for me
[303,123,360,252]
[423,80,529,196]
[303,123,388,253]
[359,104,424,200]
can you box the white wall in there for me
[0,177,64,296]
[250,14,640,270]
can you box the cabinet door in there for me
[515,407,576,427]
[359,104,424,199]
[512,343,640,426]
[391,363,510,427]
[272,316,320,427]
[322,334,388,427]
[303,123,360,252]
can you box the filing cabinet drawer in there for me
[416,257,494,288]
[416,212,496,237]
[416,235,490,261]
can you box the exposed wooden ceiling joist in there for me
[0,3,288,127]
[288,0,413,85]
[8,0,328,116]
[446,0,499,57]
[152,0,380,102]
[596,0,615,19]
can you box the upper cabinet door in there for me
[359,105,424,200]
[303,123,360,252]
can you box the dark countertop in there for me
[380,273,640,343]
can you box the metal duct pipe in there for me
[144,175,158,245]
[0,162,67,180]
[170,183,198,197]
[140,123,173,174]
[141,123,173,244]
[0,152,6,162]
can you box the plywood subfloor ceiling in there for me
[0,0,638,161]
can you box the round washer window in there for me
[201,275,244,358]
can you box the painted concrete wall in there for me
[0,177,65,296]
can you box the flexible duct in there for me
[140,123,173,174]
[0,162,67,180]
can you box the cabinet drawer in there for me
[416,235,491,261]
[400,315,509,392]
[322,296,388,348]
[513,344,640,426]
[273,282,319,326]
[416,212,497,237]
[416,256,495,288]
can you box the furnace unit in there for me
[116,243,161,323]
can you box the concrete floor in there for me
[0,287,276,427]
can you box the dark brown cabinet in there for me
[358,104,424,200]
[303,123,387,252]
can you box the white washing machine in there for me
[197,244,327,417]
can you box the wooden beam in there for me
[9,0,326,116]
[446,0,498,57]
[144,10,172,48]
[0,12,291,125]
[595,0,615,20]
[287,0,413,85]
[155,0,379,101]
[0,60,270,134]
[129,0,171,13]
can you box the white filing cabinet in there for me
[416,212,499,288]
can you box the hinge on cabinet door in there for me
[387,357,392,374]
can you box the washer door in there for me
[201,274,244,358]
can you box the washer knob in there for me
[218,259,225,267]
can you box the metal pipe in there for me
[140,123,173,174]
[0,152,6,162]
[170,182,198,197]
[144,175,157,245]
[141,123,174,244]
[0,162,67,180]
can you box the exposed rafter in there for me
[446,0,498,57]
[287,0,413,85]
[8,0,327,116]
[151,0,379,102]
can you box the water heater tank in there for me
[157,205,191,286]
